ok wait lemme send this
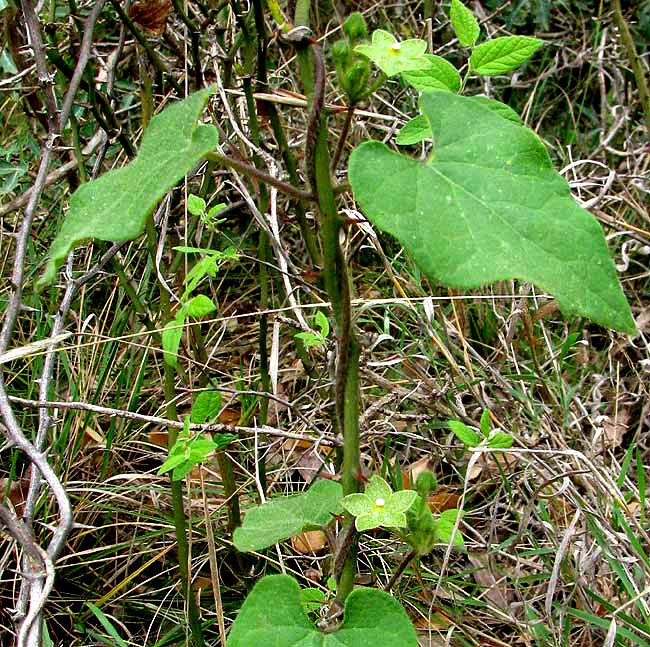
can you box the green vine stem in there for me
[301,34,361,603]
[144,217,205,647]
[611,0,650,133]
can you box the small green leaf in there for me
[162,312,185,368]
[0,48,18,75]
[348,90,635,333]
[187,194,206,216]
[233,479,342,552]
[85,602,128,647]
[186,294,216,317]
[171,461,195,481]
[487,431,514,449]
[295,331,326,349]
[450,0,480,46]
[301,588,326,614]
[39,86,217,286]
[402,54,461,93]
[191,390,222,424]
[355,29,431,77]
[214,433,236,449]
[0,160,27,194]
[314,310,329,338]
[227,575,418,647]
[470,36,543,76]
[479,409,491,437]
[188,437,217,456]
[449,420,481,447]
[435,508,464,547]
[396,114,431,146]
[157,450,186,476]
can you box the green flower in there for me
[341,475,417,532]
[354,30,432,77]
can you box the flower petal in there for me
[372,29,396,48]
[377,511,408,528]
[400,39,428,59]
[385,489,417,514]
[356,512,381,532]
[365,475,392,501]
[342,493,372,517]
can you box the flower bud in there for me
[415,470,437,498]
[345,60,371,101]
[331,39,350,65]
[343,12,368,43]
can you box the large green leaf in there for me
[233,479,342,552]
[348,91,635,333]
[38,86,218,287]
[227,575,418,647]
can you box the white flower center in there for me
[390,42,401,53]
[375,498,385,507]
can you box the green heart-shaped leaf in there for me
[349,90,634,333]
[234,479,342,552]
[39,86,218,286]
[227,575,418,647]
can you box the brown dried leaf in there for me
[149,430,168,447]
[427,488,460,514]
[0,477,30,517]
[467,552,511,610]
[129,0,172,37]
[594,411,629,452]
[291,530,327,554]
[468,452,519,481]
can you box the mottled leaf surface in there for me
[39,86,217,286]
[233,480,342,552]
[349,91,634,333]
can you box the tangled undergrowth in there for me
[0,1,649,645]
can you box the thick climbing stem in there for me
[303,38,360,604]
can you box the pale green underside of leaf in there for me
[470,36,543,76]
[226,575,418,647]
[233,480,342,552]
[448,420,481,447]
[38,86,218,287]
[349,91,635,333]
[402,54,461,93]
[435,509,464,546]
